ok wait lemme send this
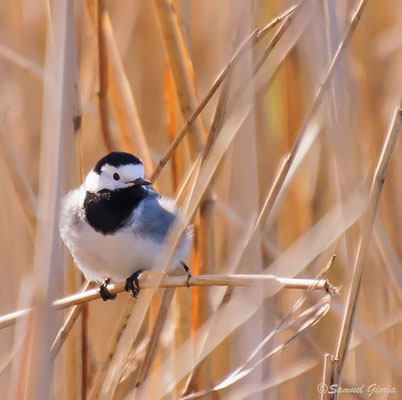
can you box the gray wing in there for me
[133,192,178,243]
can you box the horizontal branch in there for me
[0,274,337,330]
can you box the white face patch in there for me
[84,163,145,193]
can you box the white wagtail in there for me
[59,152,192,300]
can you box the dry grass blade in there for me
[252,9,299,76]
[180,263,336,399]
[15,1,76,398]
[332,102,402,395]
[225,2,306,122]
[50,281,91,359]
[0,339,21,379]
[97,0,113,151]
[153,0,205,154]
[220,6,311,248]
[181,8,313,390]
[250,0,369,234]
[320,354,333,400]
[148,0,212,390]
[374,220,402,303]
[87,298,137,399]
[95,289,155,399]
[165,65,183,190]
[202,4,256,162]
[136,183,367,399]
[235,316,402,400]
[102,12,153,172]
[0,124,37,238]
[135,288,175,385]
[48,10,151,390]
[181,257,337,399]
[220,300,332,392]
[0,43,43,79]
[150,4,298,181]
[202,73,231,162]
[181,298,331,399]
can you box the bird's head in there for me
[84,152,151,193]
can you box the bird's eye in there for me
[113,173,120,181]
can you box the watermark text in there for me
[317,383,396,397]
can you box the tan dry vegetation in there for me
[0,0,401,399]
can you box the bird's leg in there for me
[180,261,192,288]
[99,278,116,301]
[125,269,144,298]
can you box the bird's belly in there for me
[68,223,164,282]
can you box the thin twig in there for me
[153,0,206,155]
[87,298,137,399]
[149,4,298,182]
[0,274,335,331]
[224,4,304,132]
[50,281,92,359]
[136,288,175,385]
[331,103,402,398]
[250,0,369,239]
[202,71,231,162]
[202,3,254,162]
[0,42,43,79]
[252,10,297,76]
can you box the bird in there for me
[59,151,192,300]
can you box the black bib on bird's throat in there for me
[84,186,147,235]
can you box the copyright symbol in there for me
[317,383,328,394]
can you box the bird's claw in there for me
[99,278,116,301]
[180,261,192,288]
[125,270,144,298]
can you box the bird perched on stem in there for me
[59,152,192,300]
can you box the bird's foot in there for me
[99,278,116,301]
[180,261,192,288]
[125,270,144,298]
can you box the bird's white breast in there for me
[72,223,164,281]
[59,187,190,282]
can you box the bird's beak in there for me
[129,178,152,186]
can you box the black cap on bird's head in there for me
[85,152,151,193]
[93,152,143,174]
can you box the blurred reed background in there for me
[0,0,401,399]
